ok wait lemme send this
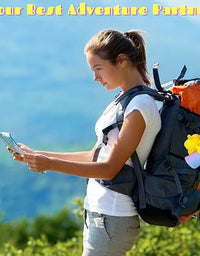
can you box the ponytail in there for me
[124,31,150,86]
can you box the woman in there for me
[11,29,161,256]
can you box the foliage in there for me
[73,197,84,220]
[1,198,200,256]
[2,232,83,256]
[30,208,80,245]
[128,218,200,256]
[0,207,81,251]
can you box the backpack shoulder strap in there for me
[115,85,175,126]
[114,84,173,106]
[115,85,178,209]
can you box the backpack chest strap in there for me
[92,122,121,162]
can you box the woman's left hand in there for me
[24,153,50,173]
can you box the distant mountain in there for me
[0,151,87,221]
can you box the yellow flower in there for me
[184,134,200,154]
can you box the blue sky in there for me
[1,0,200,79]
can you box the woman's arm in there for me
[12,143,98,163]
[34,148,96,162]
[24,109,145,179]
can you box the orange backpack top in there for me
[171,82,200,115]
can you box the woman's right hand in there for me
[7,143,34,162]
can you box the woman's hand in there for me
[24,154,50,173]
[7,143,34,162]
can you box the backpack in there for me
[132,64,200,227]
[93,63,200,227]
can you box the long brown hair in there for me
[84,29,150,86]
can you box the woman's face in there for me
[86,52,124,91]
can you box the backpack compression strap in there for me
[153,63,164,92]
[153,63,190,90]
